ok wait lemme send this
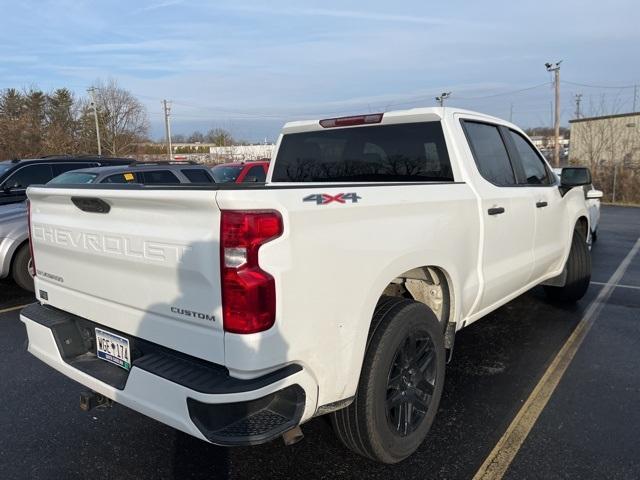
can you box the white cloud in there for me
[132,0,184,14]
[230,5,449,26]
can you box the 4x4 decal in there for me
[303,193,362,205]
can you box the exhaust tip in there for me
[282,426,304,446]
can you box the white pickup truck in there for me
[22,107,593,464]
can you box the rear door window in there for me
[181,169,214,183]
[139,170,180,184]
[271,122,453,182]
[462,121,516,186]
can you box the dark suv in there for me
[0,156,133,205]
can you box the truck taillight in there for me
[27,200,36,278]
[220,210,283,334]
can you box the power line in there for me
[562,80,637,89]
[456,82,552,100]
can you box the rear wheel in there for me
[11,243,34,292]
[331,296,445,463]
[544,228,590,302]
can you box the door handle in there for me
[536,201,548,208]
[487,207,505,215]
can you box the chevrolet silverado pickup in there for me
[21,107,593,463]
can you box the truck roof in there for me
[281,106,511,134]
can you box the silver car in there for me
[0,201,31,291]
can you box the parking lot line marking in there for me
[0,304,29,315]
[591,281,640,291]
[473,237,640,480]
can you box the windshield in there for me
[211,165,243,183]
[48,171,99,184]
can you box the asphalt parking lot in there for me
[1,205,638,480]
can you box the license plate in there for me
[95,328,131,370]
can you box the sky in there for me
[1,0,639,142]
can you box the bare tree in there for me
[82,79,149,155]
[205,127,234,146]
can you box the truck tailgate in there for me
[27,187,224,364]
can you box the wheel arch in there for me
[576,215,589,241]
[1,236,28,279]
[337,258,463,405]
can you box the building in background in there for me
[136,142,275,164]
[569,112,640,203]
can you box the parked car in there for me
[48,162,215,185]
[0,201,31,290]
[554,167,603,242]
[0,156,133,206]
[210,161,269,183]
[22,107,593,464]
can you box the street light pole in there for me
[545,61,562,167]
[435,92,451,107]
[87,87,102,156]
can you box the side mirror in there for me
[586,189,603,199]
[561,167,592,187]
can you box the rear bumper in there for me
[21,303,316,446]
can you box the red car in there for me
[210,161,269,183]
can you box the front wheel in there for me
[331,296,445,463]
[544,228,591,302]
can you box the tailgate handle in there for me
[71,197,111,214]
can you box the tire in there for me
[544,228,591,302]
[331,296,446,463]
[11,243,34,292]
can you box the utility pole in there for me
[435,92,451,107]
[163,100,172,161]
[545,61,562,167]
[574,93,583,119]
[87,87,102,156]
[633,85,638,112]
[509,103,514,122]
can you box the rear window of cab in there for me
[271,122,453,183]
